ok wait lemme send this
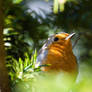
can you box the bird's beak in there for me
[65,33,75,40]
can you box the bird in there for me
[36,32,78,74]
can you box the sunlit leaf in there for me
[12,0,23,4]
[53,0,59,14]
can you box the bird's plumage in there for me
[36,32,78,74]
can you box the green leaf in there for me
[53,0,59,14]
[12,0,23,4]
[19,58,23,72]
[59,3,64,12]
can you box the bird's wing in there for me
[38,35,55,55]
[36,35,55,64]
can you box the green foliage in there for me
[53,0,78,13]
[12,0,23,4]
[53,0,66,13]
[7,50,41,85]
[4,3,49,60]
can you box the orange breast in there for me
[41,43,78,73]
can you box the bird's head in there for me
[38,32,76,56]
[46,32,75,50]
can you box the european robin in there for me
[36,32,78,74]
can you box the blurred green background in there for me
[3,0,92,92]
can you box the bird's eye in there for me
[54,37,59,41]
